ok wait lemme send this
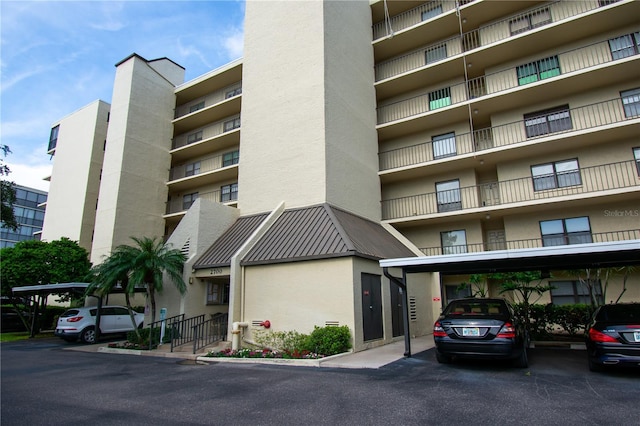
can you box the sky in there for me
[0,0,246,191]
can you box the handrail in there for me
[146,313,185,348]
[192,314,228,354]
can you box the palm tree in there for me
[86,249,142,342]
[105,236,187,324]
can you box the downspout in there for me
[383,267,411,357]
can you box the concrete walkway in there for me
[66,335,435,369]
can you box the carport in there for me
[381,240,640,357]
[11,282,143,339]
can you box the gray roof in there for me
[193,213,269,269]
[241,204,416,266]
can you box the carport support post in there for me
[383,267,411,357]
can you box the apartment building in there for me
[371,0,639,305]
[1,185,47,249]
[42,0,640,352]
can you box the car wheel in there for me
[513,346,529,368]
[80,327,96,344]
[435,350,451,364]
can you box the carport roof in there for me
[380,240,640,274]
[12,282,91,294]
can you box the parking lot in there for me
[1,337,639,425]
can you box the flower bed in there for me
[206,347,324,359]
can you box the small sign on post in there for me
[159,308,167,344]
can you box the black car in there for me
[433,298,529,368]
[585,303,640,371]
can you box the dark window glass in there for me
[621,88,640,118]
[436,180,461,212]
[540,216,592,247]
[524,105,572,138]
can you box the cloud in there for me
[223,27,244,60]
[4,162,52,192]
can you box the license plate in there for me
[634,331,640,342]
[463,327,480,337]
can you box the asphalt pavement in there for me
[2,337,639,425]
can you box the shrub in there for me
[513,303,595,339]
[127,325,174,347]
[253,330,309,353]
[303,325,351,356]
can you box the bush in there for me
[126,325,174,347]
[253,330,309,353]
[303,325,351,356]
[513,303,595,339]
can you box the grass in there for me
[0,331,55,343]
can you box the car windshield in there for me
[444,300,508,316]
[596,304,640,322]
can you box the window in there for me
[48,125,59,151]
[421,4,442,21]
[540,217,592,247]
[182,192,198,210]
[222,151,239,167]
[436,179,461,212]
[524,105,572,138]
[187,130,203,144]
[432,132,456,159]
[517,56,560,85]
[608,32,639,60]
[220,183,238,202]
[509,8,551,35]
[425,44,447,65]
[207,282,230,305]
[634,147,640,176]
[189,101,205,113]
[445,284,471,302]
[441,230,467,254]
[225,87,242,99]
[223,117,241,132]
[550,280,602,305]
[531,159,581,191]
[429,87,451,110]
[598,0,620,6]
[185,161,201,177]
[620,88,640,118]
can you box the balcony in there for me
[173,86,241,135]
[372,0,635,63]
[379,97,639,173]
[419,228,640,256]
[165,188,238,216]
[376,39,639,126]
[381,159,640,221]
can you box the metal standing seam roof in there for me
[193,213,269,269]
[241,204,416,266]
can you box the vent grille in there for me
[325,321,340,327]
[409,297,417,322]
[180,239,190,257]
[251,320,263,327]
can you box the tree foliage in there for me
[0,238,91,296]
[88,236,187,324]
[1,144,18,231]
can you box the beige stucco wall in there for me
[41,100,110,255]
[239,0,381,220]
[91,56,184,264]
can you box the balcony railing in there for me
[379,97,636,171]
[169,153,238,181]
[419,228,640,256]
[376,37,638,125]
[372,0,459,40]
[172,115,240,150]
[174,83,242,119]
[166,188,239,215]
[373,0,605,43]
[381,159,640,220]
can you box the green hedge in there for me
[513,303,594,340]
